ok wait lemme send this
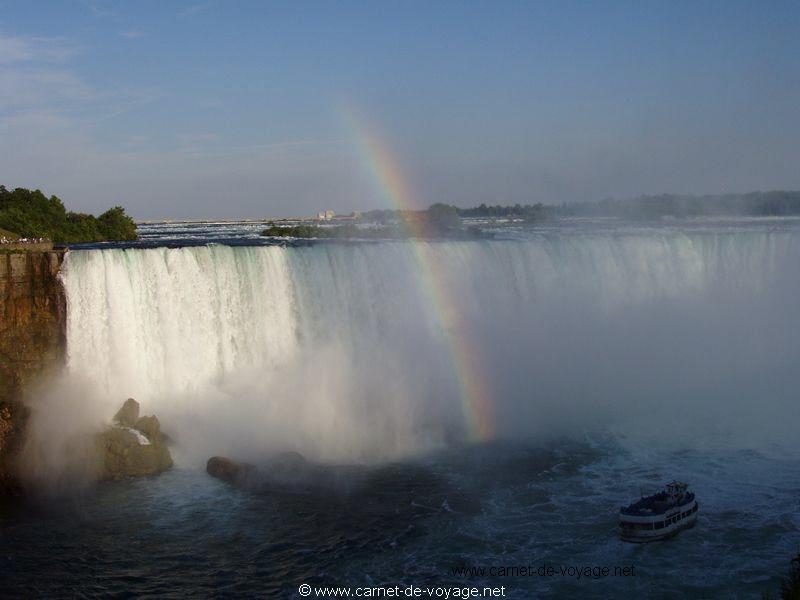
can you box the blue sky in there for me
[1,1,799,218]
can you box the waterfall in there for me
[60,231,800,461]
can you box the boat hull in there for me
[619,512,698,543]
[619,498,699,543]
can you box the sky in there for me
[1,0,799,219]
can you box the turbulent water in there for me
[5,221,800,598]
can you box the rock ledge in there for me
[95,398,172,480]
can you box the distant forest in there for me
[455,191,800,221]
[264,204,484,239]
[0,186,137,243]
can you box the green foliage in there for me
[557,192,800,219]
[261,224,324,238]
[97,206,138,241]
[0,186,137,243]
[261,205,487,240]
[261,223,392,239]
[456,192,800,220]
[427,203,461,229]
[458,202,551,221]
[0,227,20,240]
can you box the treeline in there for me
[0,186,137,243]
[559,191,800,218]
[455,191,800,220]
[360,203,463,229]
[457,203,550,221]
[261,223,374,239]
[262,205,485,239]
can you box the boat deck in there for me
[621,491,695,516]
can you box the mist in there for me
[18,376,109,495]
[14,230,787,490]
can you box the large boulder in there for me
[134,415,164,443]
[206,452,312,491]
[95,399,172,480]
[113,398,140,427]
[206,456,256,486]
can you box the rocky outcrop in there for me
[94,399,173,480]
[0,241,54,252]
[0,253,173,492]
[207,456,257,486]
[206,452,313,491]
[0,249,65,398]
[0,249,66,494]
[133,415,166,444]
[0,402,25,493]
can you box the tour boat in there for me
[619,481,698,542]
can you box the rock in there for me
[113,398,139,427]
[134,415,162,443]
[0,403,14,453]
[0,249,65,495]
[95,398,172,480]
[206,452,313,491]
[95,428,172,480]
[0,250,66,407]
[206,456,256,486]
[0,401,26,495]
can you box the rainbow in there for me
[343,108,494,442]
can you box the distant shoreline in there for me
[134,190,800,224]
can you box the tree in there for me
[426,203,461,230]
[0,186,137,243]
[98,206,137,241]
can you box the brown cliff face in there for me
[0,249,66,493]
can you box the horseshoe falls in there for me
[59,231,800,462]
[7,225,800,598]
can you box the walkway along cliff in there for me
[0,247,66,494]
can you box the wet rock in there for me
[0,249,65,495]
[207,452,320,492]
[113,398,140,427]
[0,401,26,495]
[95,428,172,480]
[95,399,172,480]
[0,403,15,454]
[134,415,163,443]
[207,456,256,486]
[0,250,66,406]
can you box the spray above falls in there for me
[59,231,800,462]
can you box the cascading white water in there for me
[60,231,800,462]
[63,246,298,400]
